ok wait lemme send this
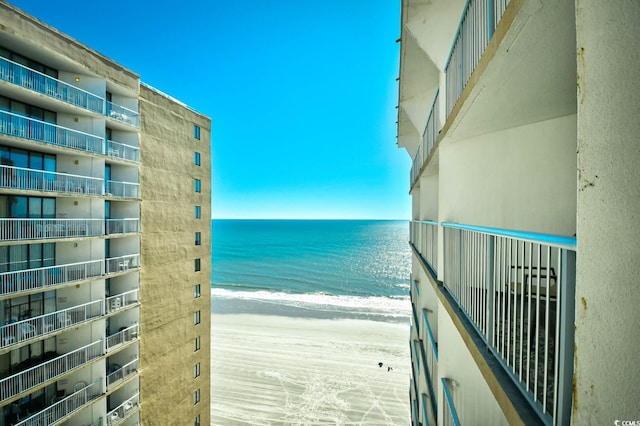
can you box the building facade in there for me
[398,0,640,425]
[0,3,211,426]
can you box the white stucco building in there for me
[399,0,640,424]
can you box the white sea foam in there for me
[211,288,410,319]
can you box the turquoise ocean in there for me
[211,219,411,321]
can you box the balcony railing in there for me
[0,56,104,114]
[0,259,104,296]
[105,254,140,275]
[106,358,139,390]
[106,324,139,351]
[15,378,103,426]
[422,309,438,418]
[106,289,139,314]
[411,90,441,189]
[0,218,104,242]
[107,140,140,163]
[107,101,139,127]
[411,220,439,277]
[0,340,103,402]
[0,165,103,196]
[442,222,575,424]
[0,299,103,350]
[442,377,461,426]
[107,392,139,426]
[444,0,512,118]
[106,218,140,236]
[0,110,104,154]
[410,145,421,188]
[106,180,139,199]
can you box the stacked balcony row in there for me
[410,220,576,424]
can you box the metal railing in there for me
[0,218,104,242]
[444,0,511,118]
[0,110,104,154]
[411,220,439,276]
[410,145,421,188]
[0,165,103,195]
[107,140,140,163]
[0,299,103,350]
[106,218,140,235]
[422,309,439,419]
[410,90,441,189]
[442,222,575,423]
[106,180,139,199]
[107,101,139,127]
[442,378,461,426]
[0,340,103,402]
[15,378,103,426]
[106,358,139,390]
[0,56,104,113]
[106,392,140,426]
[106,289,139,314]
[0,259,104,296]
[105,254,140,275]
[106,324,139,351]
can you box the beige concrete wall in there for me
[0,3,138,93]
[574,1,640,424]
[139,85,211,426]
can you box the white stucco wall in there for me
[419,172,439,221]
[574,1,640,424]
[438,114,577,235]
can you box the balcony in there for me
[0,299,103,350]
[410,220,438,277]
[441,222,575,423]
[107,392,139,426]
[106,359,138,391]
[105,255,140,275]
[0,340,103,403]
[0,259,103,296]
[106,289,139,314]
[0,218,104,242]
[15,378,103,426]
[410,90,440,189]
[0,110,103,155]
[421,309,438,419]
[0,165,103,196]
[107,140,140,163]
[444,0,512,117]
[0,56,104,114]
[107,101,139,127]
[106,324,139,352]
[106,180,139,199]
[106,219,140,236]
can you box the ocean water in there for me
[211,219,411,320]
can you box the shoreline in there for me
[211,295,411,425]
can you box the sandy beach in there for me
[211,299,411,425]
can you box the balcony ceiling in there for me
[446,0,578,142]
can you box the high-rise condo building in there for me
[398,0,640,424]
[0,3,211,425]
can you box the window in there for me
[194,336,201,351]
[194,414,200,426]
[194,284,201,298]
[194,152,201,166]
[194,179,201,193]
[195,232,201,246]
[195,258,201,272]
[194,205,201,219]
[194,310,201,325]
[194,125,200,140]
[194,362,201,378]
[194,388,200,405]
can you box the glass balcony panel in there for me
[0,259,104,296]
[0,110,103,154]
[0,299,104,350]
[0,341,103,403]
[0,218,104,242]
[106,289,139,314]
[0,56,104,114]
[106,102,139,127]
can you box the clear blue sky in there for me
[10,0,410,219]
